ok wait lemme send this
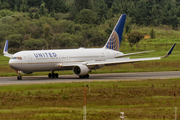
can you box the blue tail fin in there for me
[104,14,126,51]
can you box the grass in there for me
[0,79,179,119]
[133,25,180,44]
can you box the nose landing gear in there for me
[17,71,22,80]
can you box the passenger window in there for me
[11,57,22,60]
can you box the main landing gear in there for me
[17,72,22,80]
[79,74,89,79]
[48,72,58,78]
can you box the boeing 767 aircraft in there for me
[3,14,176,80]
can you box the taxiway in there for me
[0,71,180,85]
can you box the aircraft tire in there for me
[79,74,89,79]
[55,73,58,78]
[48,73,52,78]
[52,73,55,78]
[17,75,22,80]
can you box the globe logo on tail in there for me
[105,31,119,51]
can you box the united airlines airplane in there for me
[3,14,176,80]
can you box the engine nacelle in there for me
[73,65,90,76]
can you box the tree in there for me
[6,34,23,48]
[74,0,91,12]
[34,12,40,19]
[75,9,97,24]
[88,29,106,47]
[132,0,147,25]
[104,0,115,8]
[125,24,132,34]
[66,23,82,34]
[53,0,67,13]
[20,0,28,12]
[0,0,2,10]
[150,29,155,39]
[69,3,77,20]
[14,4,18,11]
[27,0,42,8]
[54,33,82,48]
[0,9,14,18]
[92,0,108,24]
[1,0,10,9]
[50,10,55,17]
[39,3,47,16]
[29,24,41,38]
[28,10,33,19]
[111,0,123,14]
[44,25,53,49]
[23,38,46,49]
[161,0,178,29]
[128,31,144,50]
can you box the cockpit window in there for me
[11,57,22,60]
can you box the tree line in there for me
[0,0,179,51]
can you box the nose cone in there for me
[9,59,19,71]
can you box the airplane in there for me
[3,14,176,80]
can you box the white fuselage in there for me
[9,48,123,73]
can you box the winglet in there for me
[3,40,9,54]
[3,40,13,58]
[162,43,176,58]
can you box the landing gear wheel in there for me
[48,73,52,78]
[48,72,58,79]
[17,74,22,80]
[79,74,89,79]
[52,73,55,78]
[55,73,58,78]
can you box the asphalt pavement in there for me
[0,71,180,85]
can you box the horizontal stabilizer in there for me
[115,50,155,58]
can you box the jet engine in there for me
[73,65,90,76]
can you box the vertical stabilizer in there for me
[103,14,126,51]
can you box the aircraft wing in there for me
[60,57,161,68]
[60,43,176,68]
[87,43,176,66]
[86,57,161,66]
